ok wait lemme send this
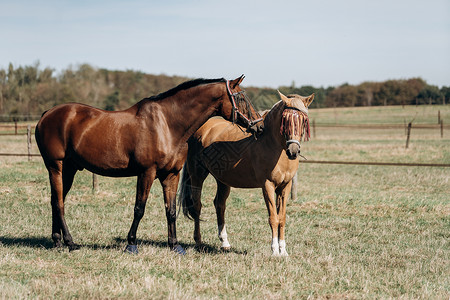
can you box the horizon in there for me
[1,0,449,88]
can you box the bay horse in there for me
[35,75,263,255]
[180,91,314,256]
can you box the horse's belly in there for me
[205,161,263,188]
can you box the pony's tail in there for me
[179,162,196,220]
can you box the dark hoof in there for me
[124,244,138,254]
[172,244,186,255]
[53,242,63,249]
[68,243,81,252]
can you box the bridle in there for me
[226,80,263,131]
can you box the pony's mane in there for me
[264,100,284,126]
[146,78,226,101]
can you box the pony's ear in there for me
[277,90,290,103]
[230,74,245,88]
[303,93,315,108]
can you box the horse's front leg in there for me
[125,169,156,254]
[262,180,280,256]
[161,172,186,255]
[276,181,292,257]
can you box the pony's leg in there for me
[125,169,156,254]
[276,182,291,257]
[188,164,209,248]
[48,161,78,251]
[160,172,185,255]
[214,181,231,251]
[262,180,280,256]
[190,178,204,248]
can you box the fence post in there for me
[438,110,440,124]
[290,173,298,202]
[312,119,316,138]
[441,120,444,138]
[92,173,98,192]
[15,121,18,135]
[405,122,412,149]
[27,125,32,161]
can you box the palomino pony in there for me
[35,76,263,255]
[180,91,313,256]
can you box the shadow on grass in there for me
[0,235,246,255]
[111,237,247,255]
[0,236,53,249]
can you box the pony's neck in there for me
[261,100,286,149]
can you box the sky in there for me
[1,0,449,88]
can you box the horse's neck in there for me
[144,84,223,141]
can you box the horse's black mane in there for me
[147,78,226,101]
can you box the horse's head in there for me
[219,75,264,135]
[278,90,314,160]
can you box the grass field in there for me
[0,105,449,299]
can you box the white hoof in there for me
[271,237,280,256]
[279,240,288,257]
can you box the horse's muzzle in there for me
[286,140,301,160]
[247,122,264,136]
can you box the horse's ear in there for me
[230,74,245,88]
[304,93,315,108]
[277,90,289,103]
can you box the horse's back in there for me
[194,117,251,147]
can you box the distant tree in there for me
[418,85,442,105]
[104,91,120,111]
[325,83,358,107]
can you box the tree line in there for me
[0,62,448,121]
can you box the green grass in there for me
[0,105,449,299]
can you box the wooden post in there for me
[441,120,444,138]
[405,122,412,149]
[27,125,32,161]
[312,119,316,138]
[290,173,298,202]
[15,121,18,135]
[438,110,440,124]
[92,173,98,192]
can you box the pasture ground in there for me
[0,105,449,299]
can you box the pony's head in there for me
[278,90,314,160]
[219,75,263,135]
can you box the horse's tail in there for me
[179,161,196,220]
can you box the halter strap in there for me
[286,139,301,147]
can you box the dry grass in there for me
[0,105,449,299]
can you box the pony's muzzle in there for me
[286,140,301,160]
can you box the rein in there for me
[280,106,310,141]
[226,80,263,129]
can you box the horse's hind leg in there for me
[214,181,231,251]
[190,173,208,249]
[48,160,79,251]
